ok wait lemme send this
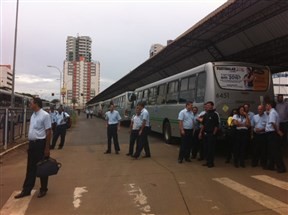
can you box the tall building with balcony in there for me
[0,65,13,90]
[149,44,165,58]
[66,36,92,62]
[63,35,100,108]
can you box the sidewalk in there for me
[0,138,28,156]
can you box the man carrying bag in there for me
[14,97,52,199]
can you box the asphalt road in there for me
[1,114,287,215]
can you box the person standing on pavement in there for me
[126,106,142,156]
[191,106,200,159]
[265,101,286,173]
[232,105,251,168]
[86,108,90,119]
[14,97,51,199]
[251,105,268,168]
[133,102,151,159]
[50,106,70,150]
[178,101,194,163]
[276,94,288,145]
[104,103,121,154]
[49,106,57,134]
[199,101,219,168]
[89,108,93,119]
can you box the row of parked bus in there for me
[88,62,274,143]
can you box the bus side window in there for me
[179,77,188,103]
[188,75,196,102]
[157,84,166,104]
[195,72,206,103]
[166,81,179,104]
[143,89,149,105]
[149,87,157,105]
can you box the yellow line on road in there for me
[0,190,36,215]
[252,175,288,191]
[213,177,288,215]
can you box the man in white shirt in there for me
[178,101,194,163]
[251,105,267,168]
[265,101,286,173]
[104,103,122,154]
[127,106,142,156]
[15,97,51,199]
[50,106,70,150]
[133,102,151,159]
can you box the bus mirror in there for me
[129,93,136,102]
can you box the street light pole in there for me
[47,65,62,104]
[10,0,20,107]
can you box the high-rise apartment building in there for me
[0,65,13,90]
[63,35,100,108]
[66,36,92,62]
[149,44,165,58]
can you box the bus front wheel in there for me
[163,121,172,144]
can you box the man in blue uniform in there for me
[104,103,121,154]
[15,97,51,198]
[178,101,194,163]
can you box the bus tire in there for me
[163,121,172,144]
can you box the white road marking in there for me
[126,183,155,215]
[213,177,288,215]
[0,190,36,215]
[73,187,88,209]
[252,175,288,191]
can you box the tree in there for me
[72,97,77,109]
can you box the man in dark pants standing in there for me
[133,102,151,159]
[50,106,70,150]
[199,101,219,168]
[178,101,194,163]
[15,97,51,199]
[104,104,121,154]
[265,101,286,173]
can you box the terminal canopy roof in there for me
[87,0,288,105]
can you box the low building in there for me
[0,65,13,90]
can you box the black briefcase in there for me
[36,157,62,177]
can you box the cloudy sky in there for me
[1,0,227,101]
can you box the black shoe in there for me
[104,151,111,154]
[234,163,239,168]
[37,190,47,198]
[132,155,139,159]
[202,163,208,166]
[240,163,246,168]
[198,158,203,161]
[126,153,132,156]
[225,159,230,164]
[207,163,215,168]
[277,169,287,173]
[185,158,192,162]
[14,191,30,199]
[49,146,55,150]
[58,146,63,149]
[115,151,119,154]
[178,160,183,163]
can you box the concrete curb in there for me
[0,141,28,157]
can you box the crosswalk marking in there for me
[213,177,288,215]
[252,175,288,191]
[0,190,36,215]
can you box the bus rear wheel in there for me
[163,121,172,144]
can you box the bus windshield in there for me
[214,65,270,91]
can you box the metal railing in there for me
[0,107,33,149]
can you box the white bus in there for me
[131,62,274,143]
[91,91,134,122]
